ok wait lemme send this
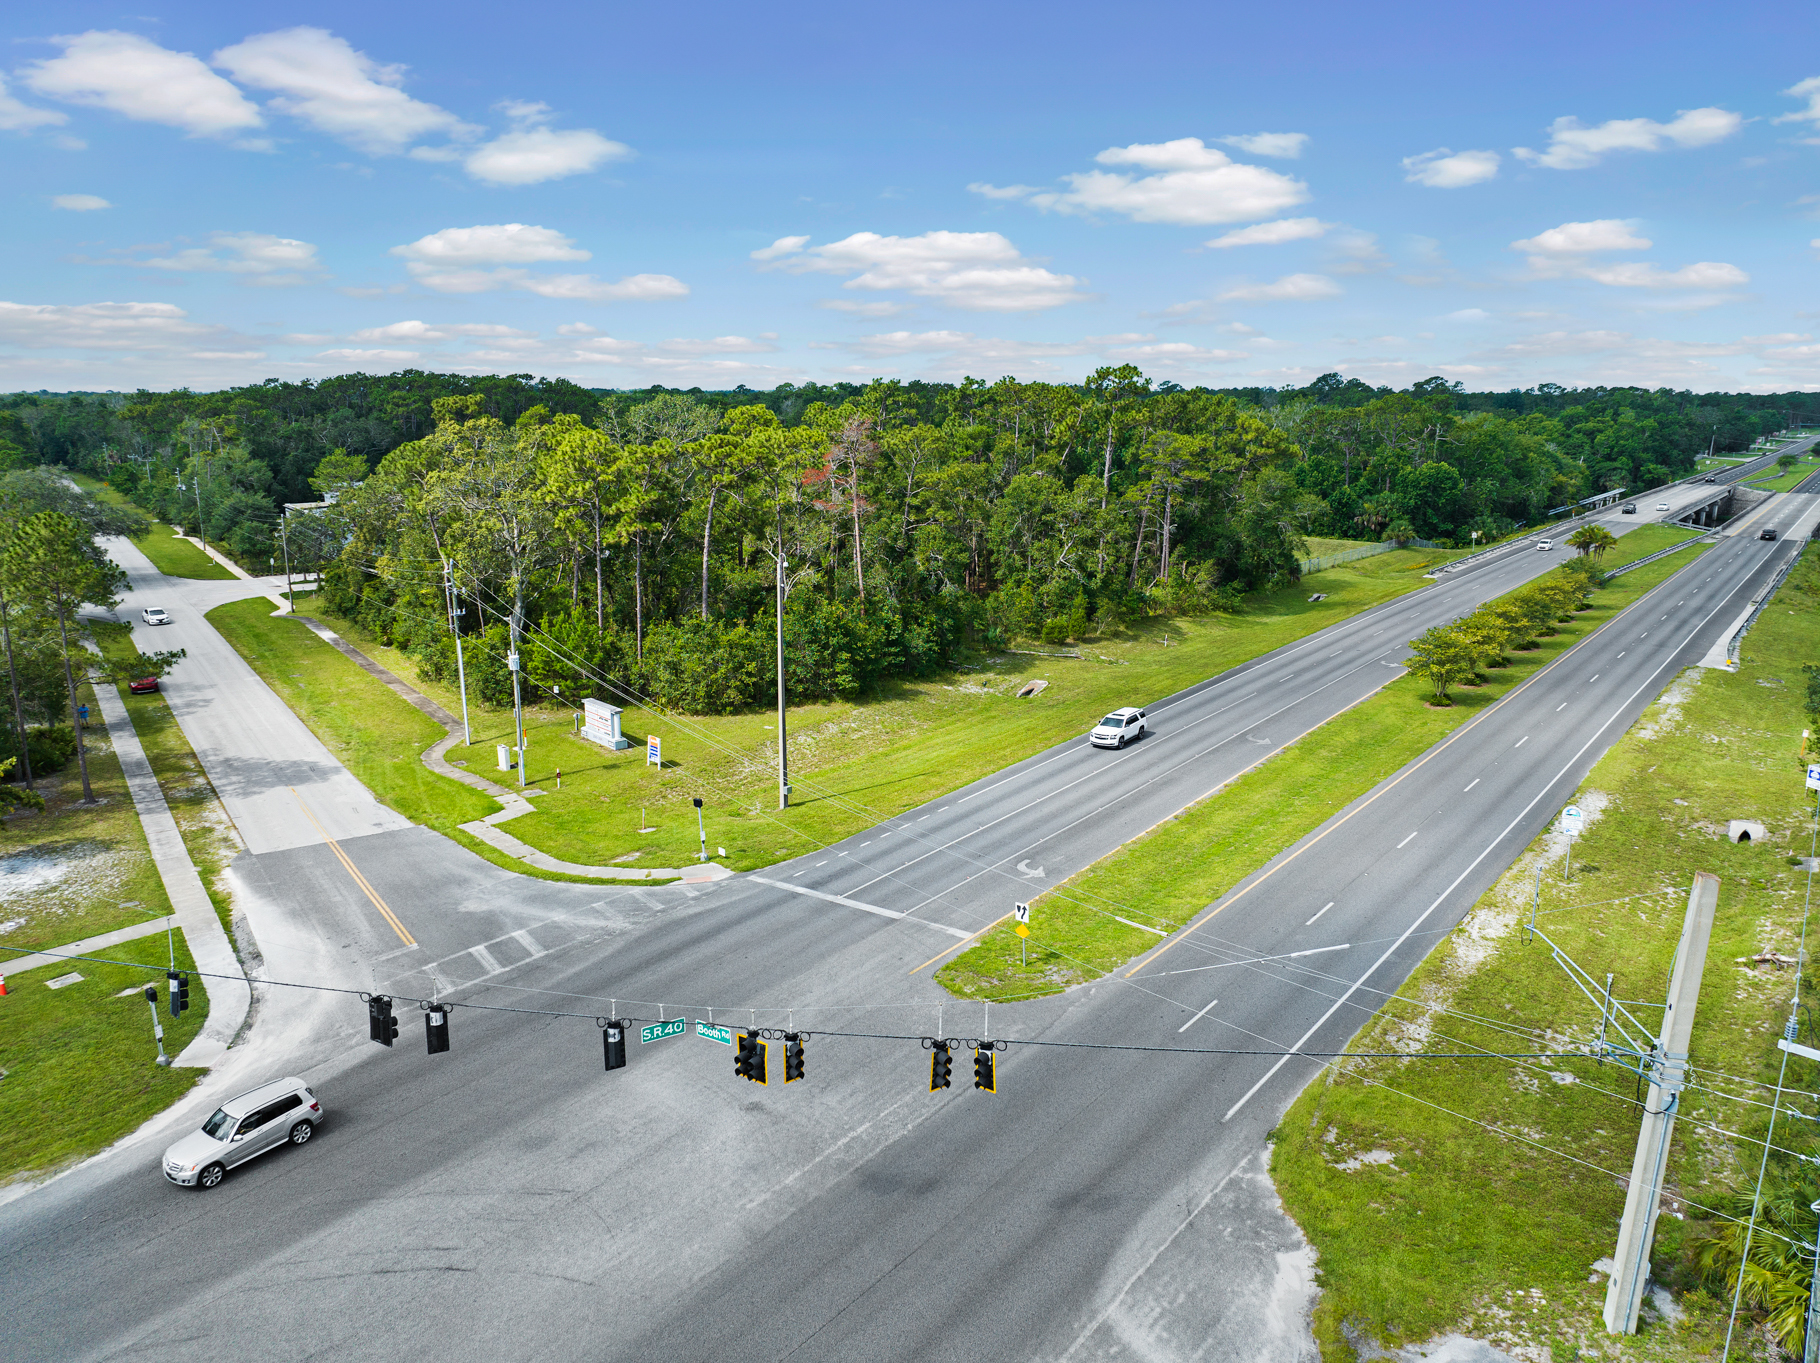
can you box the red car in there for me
[128,676,160,694]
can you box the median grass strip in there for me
[1743,456,1820,492]
[0,933,208,1181]
[936,525,1709,1001]
[1268,544,1820,1362]
[280,550,1460,875]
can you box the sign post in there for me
[647,734,662,767]
[1013,902,1030,965]
[1561,805,1585,878]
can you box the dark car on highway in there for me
[1761,528,1778,541]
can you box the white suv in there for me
[140,606,171,625]
[163,1077,322,1188]
[1091,707,1147,749]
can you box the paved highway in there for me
[3,480,1813,1361]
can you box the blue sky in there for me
[5,0,1819,394]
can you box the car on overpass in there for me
[1657,502,1671,511]
[1622,503,1636,513]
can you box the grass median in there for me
[72,473,236,580]
[280,549,1463,876]
[934,524,1708,1001]
[0,933,209,1181]
[1268,543,1820,1361]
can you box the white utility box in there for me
[496,743,514,771]
[580,698,632,750]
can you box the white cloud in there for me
[1578,261,1750,290]
[1218,273,1340,302]
[751,236,810,261]
[0,73,67,132]
[1217,132,1308,159]
[816,299,908,317]
[1776,76,1820,137]
[26,31,264,139]
[317,347,420,363]
[1402,148,1500,188]
[1512,218,1652,254]
[973,137,1309,226]
[1203,217,1329,248]
[1514,107,1743,170]
[393,223,591,266]
[1108,340,1250,363]
[349,320,532,342]
[966,182,1041,200]
[774,231,1085,311]
[1445,308,1491,322]
[0,299,212,350]
[462,102,629,185]
[213,27,474,156]
[516,273,689,302]
[114,232,325,284]
[52,194,112,211]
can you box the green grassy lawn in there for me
[1268,545,1820,1361]
[71,472,237,580]
[1,680,174,955]
[1744,456,1820,492]
[0,933,208,1180]
[936,523,1708,1002]
[277,550,1466,875]
[90,623,242,939]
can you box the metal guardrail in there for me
[1599,532,1717,581]
[1724,545,1804,667]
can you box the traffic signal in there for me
[368,995,398,1046]
[783,1032,805,1083]
[167,971,190,1018]
[425,1004,450,1055]
[930,1040,952,1091]
[602,1018,627,1072]
[734,1030,768,1084]
[973,1045,996,1094]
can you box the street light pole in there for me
[280,508,293,613]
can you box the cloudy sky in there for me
[5,0,1819,394]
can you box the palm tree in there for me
[1566,524,1618,558]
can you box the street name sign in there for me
[641,1018,686,1044]
[696,1020,733,1046]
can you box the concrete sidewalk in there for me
[1,915,177,979]
[90,676,249,1067]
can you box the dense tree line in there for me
[4,368,1812,714]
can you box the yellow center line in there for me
[290,788,415,946]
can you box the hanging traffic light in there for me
[167,970,190,1018]
[602,1018,627,1072]
[930,1040,952,1091]
[734,1030,768,1084]
[368,995,398,1046]
[425,1003,450,1055]
[973,1044,996,1093]
[783,1032,805,1083]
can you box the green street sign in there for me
[641,1018,687,1044]
[696,1020,734,1046]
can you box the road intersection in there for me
[4,467,1814,1361]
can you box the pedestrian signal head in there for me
[425,1004,450,1055]
[601,1017,627,1072]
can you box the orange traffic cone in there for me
[0,975,8,995]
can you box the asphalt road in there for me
[5,480,1813,1362]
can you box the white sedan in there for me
[141,606,171,625]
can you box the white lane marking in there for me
[917,815,929,821]
[1463,779,1479,792]
[860,841,872,847]
[1556,703,1567,712]
[1163,944,1351,978]
[748,876,971,938]
[1116,915,1168,937]
[469,944,502,975]
[1590,675,1598,682]
[1515,735,1529,748]
[793,871,804,877]
[510,929,541,956]
[1178,998,1219,1033]
[1396,831,1418,849]
[1617,652,1625,658]
[1218,564,1756,1124]
[1306,901,1334,926]
[817,861,828,866]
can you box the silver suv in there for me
[163,1077,321,1188]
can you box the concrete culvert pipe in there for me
[1728,820,1767,844]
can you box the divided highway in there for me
[3,480,1814,1362]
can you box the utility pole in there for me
[1604,871,1720,1333]
[775,514,789,811]
[444,559,472,746]
[193,457,207,552]
[508,596,526,789]
[279,508,293,613]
